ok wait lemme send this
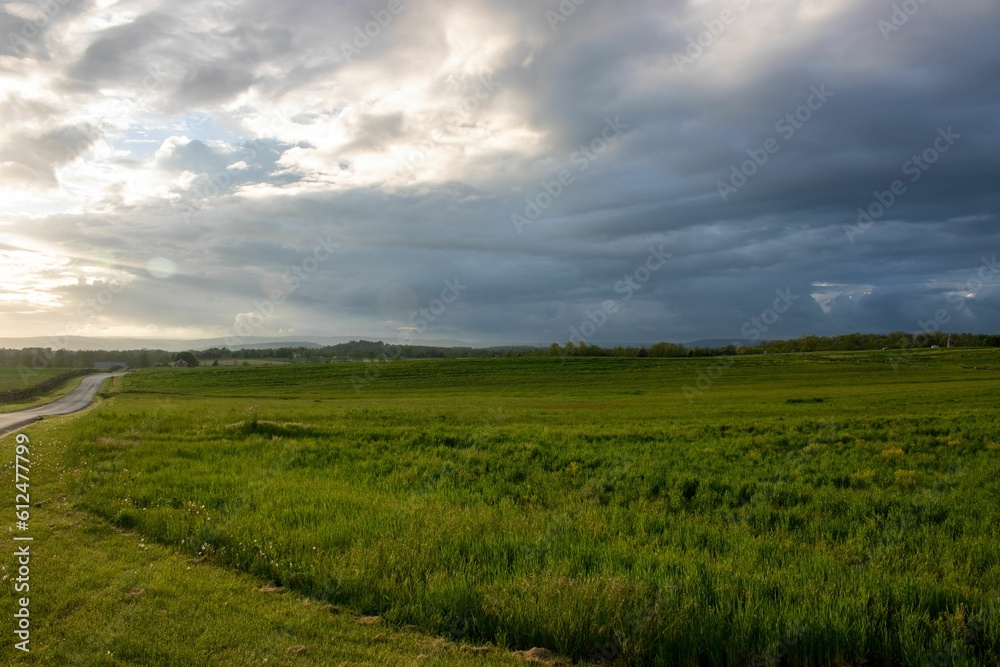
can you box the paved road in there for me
[0,373,113,436]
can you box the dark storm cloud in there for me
[64,10,177,86]
[175,64,256,107]
[1,0,97,59]
[6,0,1000,344]
[0,122,100,186]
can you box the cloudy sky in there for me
[2,0,998,347]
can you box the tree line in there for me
[548,332,1000,357]
[1,348,176,370]
[1,331,998,369]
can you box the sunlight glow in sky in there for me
[1,0,998,345]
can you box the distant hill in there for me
[684,338,760,349]
[0,335,480,353]
[1,334,761,353]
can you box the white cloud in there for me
[0,0,997,343]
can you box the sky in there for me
[1,0,999,347]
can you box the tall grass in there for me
[62,351,1000,664]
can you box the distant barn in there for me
[94,361,128,371]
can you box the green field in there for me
[0,367,92,413]
[5,350,1000,664]
[0,367,76,391]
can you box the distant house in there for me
[173,360,189,368]
[95,361,128,371]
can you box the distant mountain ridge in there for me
[0,335,479,352]
[683,338,760,348]
[2,335,764,353]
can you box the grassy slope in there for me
[4,350,1000,664]
[0,374,91,414]
[0,367,91,414]
[0,368,76,391]
[0,411,522,666]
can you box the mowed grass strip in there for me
[25,352,1000,663]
